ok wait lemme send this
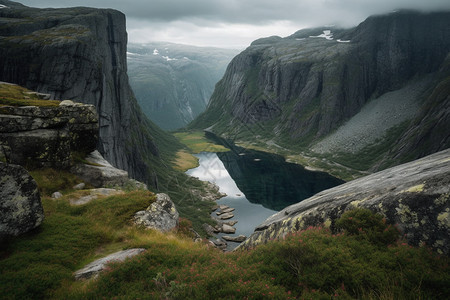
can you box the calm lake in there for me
[186,148,344,249]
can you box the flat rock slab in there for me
[222,235,247,243]
[219,212,234,220]
[216,207,235,215]
[74,248,146,280]
[223,220,238,226]
[70,188,125,205]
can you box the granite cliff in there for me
[0,0,180,187]
[190,10,450,173]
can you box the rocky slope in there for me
[190,10,450,172]
[128,43,238,130]
[0,0,181,187]
[238,148,450,255]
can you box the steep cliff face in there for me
[128,42,238,130]
[0,0,180,186]
[190,10,450,171]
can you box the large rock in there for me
[238,149,450,254]
[70,150,147,189]
[0,101,98,168]
[133,193,179,232]
[74,248,146,280]
[0,162,44,239]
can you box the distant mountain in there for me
[190,10,450,173]
[127,42,238,130]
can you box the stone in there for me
[52,191,63,199]
[211,238,227,251]
[70,188,125,206]
[59,100,75,106]
[202,223,218,236]
[133,193,179,232]
[73,183,85,190]
[70,151,147,189]
[0,162,44,239]
[219,205,229,210]
[74,248,146,280]
[238,149,450,254]
[222,235,247,243]
[223,220,238,226]
[0,104,98,168]
[221,207,235,214]
[218,212,234,220]
[221,224,236,234]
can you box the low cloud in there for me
[17,0,450,48]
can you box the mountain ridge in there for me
[189,10,450,174]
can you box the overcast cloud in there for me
[17,0,450,49]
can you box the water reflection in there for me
[217,149,345,211]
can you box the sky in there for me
[16,0,450,49]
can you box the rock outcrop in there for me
[0,1,181,187]
[0,100,98,168]
[0,162,44,240]
[74,248,146,280]
[71,150,147,189]
[133,193,179,232]
[190,10,450,172]
[237,149,450,254]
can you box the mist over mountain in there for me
[127,42,238,130]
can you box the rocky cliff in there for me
[190,10,450,172]
[238,149,450,255]
[0,0,181,186]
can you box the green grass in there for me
[51,210,448,300]
[0,83,60,107]
[174,130,229,153]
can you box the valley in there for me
[0,1,449,299]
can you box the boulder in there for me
[218,212,234,220]
[133,193,179,232]
[238,149,450,254]
[210,238,227,251]
[0,162,44,239]
[221,224,236,234]
[222,235,247,243]
[52,191,63,199]
[74,248,146,280]
[71,150,147,189]
[202,223,218,236]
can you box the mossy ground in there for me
[0,83,60,107]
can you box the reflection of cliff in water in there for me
[217,149,344,211]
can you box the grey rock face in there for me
[0,162,44,239]
[74,248,146,280]
[133,193,179,232]
[238,149,450,254]
[0,102,98,168]
[190,11,450,171]
[0,4,179,187]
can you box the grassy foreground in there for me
[0,82,60,107]
[1,179,448,300]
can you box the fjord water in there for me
[186,149,344,247]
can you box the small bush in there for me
[336,208,400,246]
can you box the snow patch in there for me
[310,30,333,40]
[162,55,177,61]
[0,4,9,9]
[337,39,351,43]
[153,48,159,55]
[295,38,305,41]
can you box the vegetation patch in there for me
[173,150,199,172]
[174,130,229,153]
[0,83,60,107]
